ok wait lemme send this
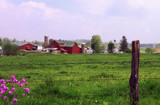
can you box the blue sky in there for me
[0,0,160,43]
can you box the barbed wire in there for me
[25,77,160,83]
[17,93,160,99]
[0,60,160,66]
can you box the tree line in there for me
[89,35,130,53]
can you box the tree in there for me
[3,42,19,56]
[120,36,128,52]
[0,38,2,46]
[91,35,102,53]
[85,41,91,48]
[108,41,115,53]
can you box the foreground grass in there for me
[0,53,160,105]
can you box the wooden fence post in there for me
[129,40,140,105]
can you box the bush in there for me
[145,48,153,54]
[124,48,131,53]
[3,42,19,56]
[107,41,115,53]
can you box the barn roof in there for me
[56,40,75,47]
[11,42,41,47]
[11,42,27,46]
[32,44,42,47]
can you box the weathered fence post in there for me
[129,40,140,105]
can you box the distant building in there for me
[49,40,82,54]
[12,42,42,51]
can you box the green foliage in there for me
[120,36,128,52]
[85,41,91,48]
[0,39,2,46]
[91,35,102,53]
[3,42,20,56]
[145,48,153,54]
[125,48,132,53]
[108,41,115,53]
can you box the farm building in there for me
[44,36,85,54]
[49,40,83,54]
[12,42,42,51]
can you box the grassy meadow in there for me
[0,53,160,105]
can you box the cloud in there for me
[77,0,113,15]
[1,0,160,43]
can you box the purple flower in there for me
[4,86,9,90]
[17,81,21,84]
[11,87,15,92]
[19,83,23,87]
[13,98,17,102]
[0,79,5,84]
[21,78,25,83]
[24,88,30,93]
[25,82,28,86]
[7,80,10,83]
[22,93,25,96]
[1,89,5,94]
[11,102,13,104]
[3,96,7,100]
[12,79,18,83]
[8,91,13,95]
[1,84,5,88]
[11,75,15,80]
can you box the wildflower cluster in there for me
[0,75,30,104]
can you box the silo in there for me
[44,35,49,48]
[81,43,85,54]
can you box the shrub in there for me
[145,48,153,54]
[125,48,131,53]
[3,42,19,56]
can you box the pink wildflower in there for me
[1,84,5,88]
[3,96,7,100]
[12,79,18,83]
[21,78,25,83]
[11,75,15,80]
[11,87,15,92]
[7,80,10,83]
[0,79,5,84]
[24,88,30,93]
[25,82,28,86]
[13,98,17,102]
[17,81,21,84]
[1,89,5,94]
[8,91,13,95]
[4,86,8,90]
[19,83,23,87]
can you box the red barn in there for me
[12,42,42,51]
[49,40,82,54]
[20,43,37,50]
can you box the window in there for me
[25,46,30,50]
[32,47,36,50]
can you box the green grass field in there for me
[0,53,160,105]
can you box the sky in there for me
[0,0,160,43]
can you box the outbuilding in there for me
[12,42,42,51]
[49,40,82,54]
